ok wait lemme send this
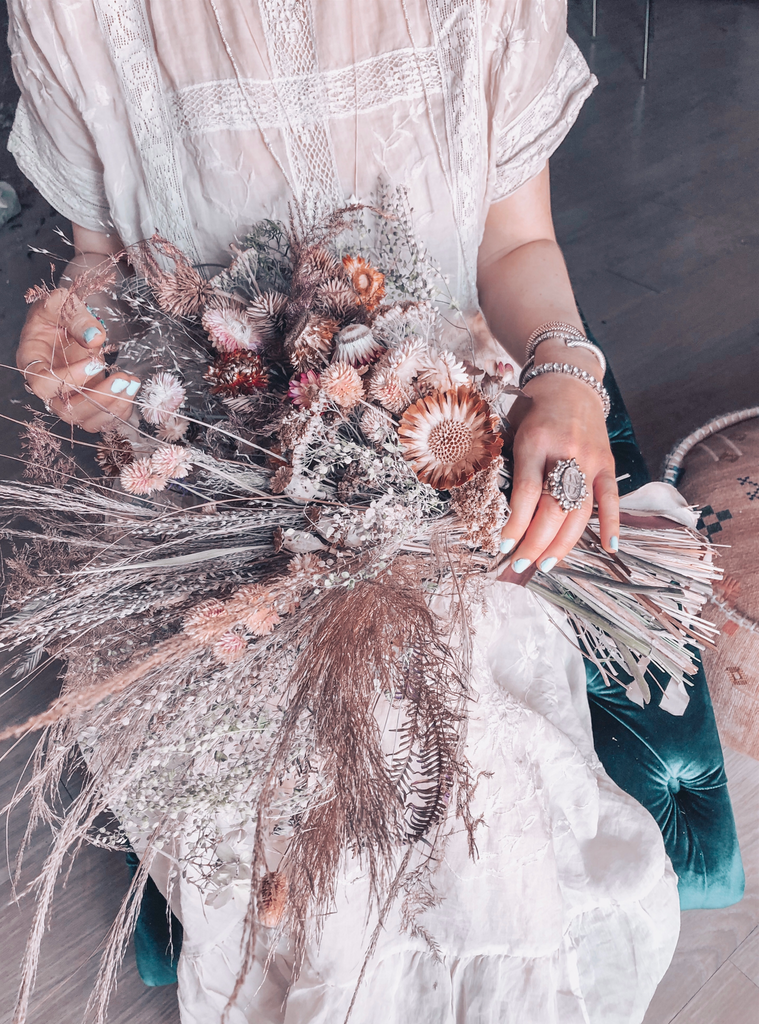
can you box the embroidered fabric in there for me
[7,0,597,311]
[92,0,200,261]
[493,37,596,202]
[422,0,485,308]
[167,46,443,136]
[255,0,343,212]
[7,99,111,232]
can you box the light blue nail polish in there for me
[499,538,515,554]
[540,557,557,573]
[83,360,105,375]
[609,535,619,552]
[125,380,141,397]
[110,378,129,394]
[512,558,530,573]
[83,327,101,344]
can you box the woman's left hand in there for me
[498,353,619,576]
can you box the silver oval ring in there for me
[544,458,587,513]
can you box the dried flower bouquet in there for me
[0,201,720,1024]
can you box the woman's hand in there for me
[18,287,141,432]
[498,344,619,575]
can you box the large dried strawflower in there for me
[202,300,262,353]
[332,324,384,366]
[288,316,338,371]
[398,385,503,490]
[138,372,186,426]
[120,457,168,496]
[247,291,288,341]
[342,255,385,310]
[288,370,321,410]
[368,367,415,415]
[150,444,193,480]
[320,362,364,410]
[96,429,135,477]
[204,352,268,396]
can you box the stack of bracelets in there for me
[519,321,611,419]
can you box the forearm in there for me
[477,238,586,366]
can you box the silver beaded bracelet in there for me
[525,321,607,377]
[520,361,611,419]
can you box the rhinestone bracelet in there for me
[520,361,611,419]
[524,321,607,377]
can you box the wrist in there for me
[533,338,601,376]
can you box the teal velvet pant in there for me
[128,322,744,987]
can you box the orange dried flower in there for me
[342,255,385,310]
[398,385,503,490]
[320,362,364,409]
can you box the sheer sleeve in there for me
[485,0,597,204]
[6,2,112,231]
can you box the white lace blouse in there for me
[7,0,595,310]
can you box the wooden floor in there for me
[0,0,758,1022]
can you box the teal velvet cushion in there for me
[586,657,745,908]
[587,318,744,909]
[126,849,183,986]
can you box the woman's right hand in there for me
[17,287,141,432]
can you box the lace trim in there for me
[7,99,111,231]
[492,38,597,203]
[93,0,199,259]
[257,0,343,213]
[167,46,442,136]
[426,0,484,308]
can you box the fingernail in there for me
[83,327,101,344]
[83,360,105,375]
[609,535,619,552]
[110,378,129,394]
[125,380,140,397]
[512,558,531,574]
[499,538,515,554]
[540,557,557,574]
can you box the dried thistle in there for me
[96,429,135,477]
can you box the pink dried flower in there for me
[226,584,281,636]
[156,414,189,442]
[202,301,262,353]
[288,552,323,575]
[368,368,415,414]
[184,599,230,641]
[288,370,321,410]
[120,457,168,496]
[320,362,364,409]
[150,445,193,480]
[138,372,186,426]
[213,631,248,665]
[361,405,395,443]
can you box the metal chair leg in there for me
[642,0,652,79]
[592,0,598,38]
